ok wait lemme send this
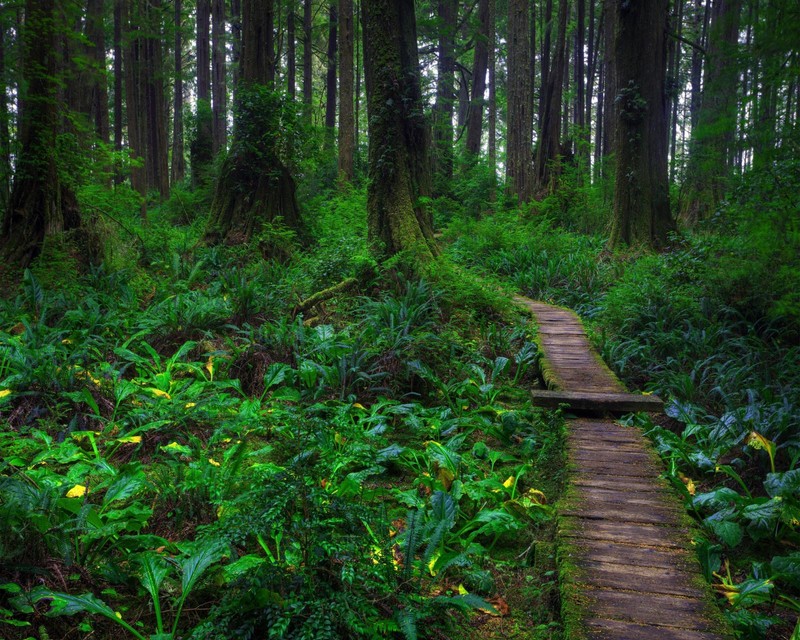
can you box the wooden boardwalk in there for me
[515,297,732,640]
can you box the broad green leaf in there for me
[33,590,147,640]
[742,498,782,532]
[706,519,743,548]
[222,555,266,583]
[178,540,224,595]
[692,487,742,511]
[430,491,456,526]
[136,553,169,634]
[771,553,800,588]
[104,468,146,504]
[765,470,800,499]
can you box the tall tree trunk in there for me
[287,0,296,98]
[362,0,437,260]
[689,0,709,130]
[206,0,303,244]
[0,20,10,211]
[506,0,532,201]
[192,0,212,184]
[539,0,553,127]
[667,0,684,182]
[86,0,110,146]
[752,0,780,169]
[143,0,169,200]
[534,0,568,195]
[337,0,355,182]
[325,3,338,147]
[682,0,742,224]
[114,0,124,184]
[432,0,456,190]
[487,0,496,182]
[231,0,241,95]
[355,0,361,164]
[303,0,313,120]
[601,0,615,157]
[124,0,147,216]
[465,0,490,156]
[608,0,675,248]
[171,0,185,184]
[2,0,79,266]
[212,0,227,154]
[574,0,586,169]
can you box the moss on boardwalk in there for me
[515,297,733,640]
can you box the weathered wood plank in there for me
[531,389,664,412]
[585,618,726,640]
[582,589,718,631]
[559,518,685,549]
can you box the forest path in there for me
[514,297,732,639]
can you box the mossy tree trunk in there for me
[205,0,303,245]
[465,0,490,157]
[505,0,533,202]
[362,0,438,260]
[337,0,355,183]
[533,0,568,196]
[1,0,79,267]
[608,0,675,249]
[432,0,455,192]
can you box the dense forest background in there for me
[0,0,799,638]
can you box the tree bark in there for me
[681,0,742,224]
[432,0,456,190]
[0,18,10,210]
[212,0,228,154]
[1,0,79,266]
[506,0,532,202]
[192,0,213,184]
[487,0,496,179]
[114,0,123,184]
[171,0,186,185]
[534,0,568,195]
[362,0,437,260]
[205,0,303,244]
[287,0,296,98]
[337,0,355,182]
[170,0,186,184]
[123,0,147,215]
[86,0,110,147]
[143,0,169,200]
[608,0,675,249]
[465,0,489,156]
[325,3,338,147]
[303,0,313,120]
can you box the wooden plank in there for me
[561,504,681,526]
[582,589,717,631]
[568,539,693,570]
[573,560,704,598]
[559,518,685,549]
[585,619,728,640]
[531,389,663,412]
[571,475,668,493]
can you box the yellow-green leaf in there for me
[66,485,87,498]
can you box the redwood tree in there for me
[337,0,355,182]
[607,0,675,248]
[1,0,79,266]
[505,0,532,202]
[362,0,437,259]
[205,0,303,244]
[682,0,742,224]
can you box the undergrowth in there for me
[0,190,563,639]
[444,161,800,639]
